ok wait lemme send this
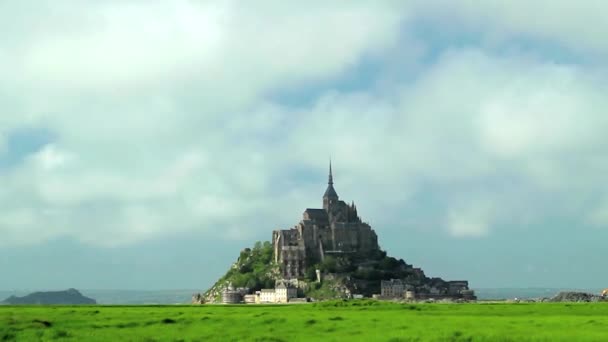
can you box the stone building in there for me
[258,289,276,303]
[243,294,257,304]
[381,279,406,298]
[273,163,380,278]
[222,283,244,304]
[275,281,297,303]
[447,281,470,296]
[254,281,298,304]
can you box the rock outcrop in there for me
[1,288,96,305]
[202,242,280,303]
[550,292,604,302]
[191,293,205,304]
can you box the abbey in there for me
[273,163,380,278]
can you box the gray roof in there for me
[323,184,338,198]
[304,209,328,222]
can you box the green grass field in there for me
[2,301,608,341]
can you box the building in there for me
[222,283,243,304]
[381,279,405,298]
[273,162,380,278]
[264,162,476,301]
[243,294,257,304]
[447,281,470,295]
[460,289,476,300]
[258,289,276,303]
[255,282,298,304]
[275,282,297,303]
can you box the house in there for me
[275,282,297,303]
[258,289,276,303]
[381,279,405,298]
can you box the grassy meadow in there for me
[2,301,608,341]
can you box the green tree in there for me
[379,256,400,271]
[305,266,318,281]
[245,278,259,290]
[321,256,337,273]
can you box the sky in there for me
[1,0,608,290]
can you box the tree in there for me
[263,278,275,289]
[245,278,259,290]
[321,256,337,273]
[305,266,318,281]
[379,256,400,271]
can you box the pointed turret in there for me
[323,160,338,210]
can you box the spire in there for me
[328,159,334,185]
[323,159,338,200]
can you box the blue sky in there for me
[1,1,608,290]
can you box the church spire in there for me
[328,159,334,185]
[323,159,339,207]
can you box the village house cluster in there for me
[380,279,475,301]
[222,281,301,304]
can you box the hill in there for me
[202,164,474,302]
[203,240,448,301]
[1,288,96,305]
[203,241,280,302]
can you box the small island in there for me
[198,163,475,304]
[1,288,96,305]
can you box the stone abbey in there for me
[273,162,380,278]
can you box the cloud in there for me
[4,1,405,97]
[284,48,608,234]
[0,134,6,155]
[447,201,495,238]
[0,1,409,246]
[414,0,608,56]
[1,1,608,248]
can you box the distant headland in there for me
[1,288,96,305]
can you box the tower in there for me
[323,160,339,211]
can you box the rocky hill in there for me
[202,240,455,302]
[202,166,473,302]
[1,288,96,305]
[203,241,280,303]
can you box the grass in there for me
[1,301,608,341]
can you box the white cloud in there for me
[284,48,608,233]
[32,144,72,170]
[447,202,495,238]
[1,1,608,247]
[0,1,409,246]
[4,1,404,98]
[414,0,608,56]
